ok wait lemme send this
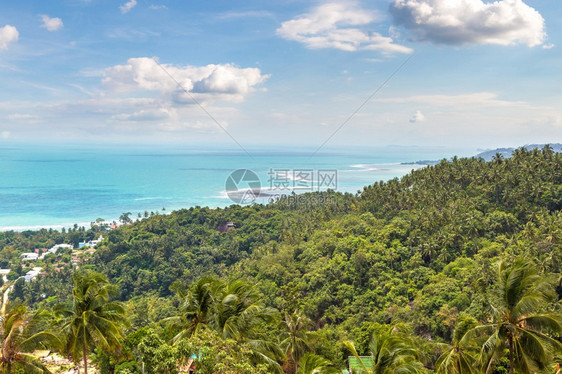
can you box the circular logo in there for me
[225,169,261,204]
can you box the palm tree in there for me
[166,277,282,373]
[344,325,423,374]
[280,311,315,372]
[213,279,282,372]
[296,353,340,374]
[213,279,277,341]
[478,258,562,374]
[55,270,128,374]
[435,316,480,374]
[165,276,217,344]
[0,303,60,374]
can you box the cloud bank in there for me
[277,2,412,54]
[389,0,546,47]
[102,57,269,103]
[0,25,19,49]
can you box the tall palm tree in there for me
[165,276,217,344]
[344,325,423,374]
[296,353,340,374]
[0,303,60,374]
[280,311,315,372]
[166,277,282,373]
[55,270,128,374]
[213,279,277,341]
[478,258,562,374]
[435,316,480,374]
[213,279,282,372]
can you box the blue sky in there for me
[0,0,561,149]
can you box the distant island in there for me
[402,143,562,165]
[474,143,562,161]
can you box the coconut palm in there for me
[280,311,315,371]
[213,279,282,372]
[165,276,217,344]
[0,303,60,374]
[478,258,562,374]
[435,316,480,374]
[213,279,277,341]
[296,353,340,374]
[55,270,128,374]
[344,325,423,374]
[166,277,282,373]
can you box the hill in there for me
[1,145,561,372]
[475,143,562,161]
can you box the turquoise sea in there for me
[0,144,475,231]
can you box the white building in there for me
[24,267,43,282]
[21,253,39,261]
[0,269,10,283]
[79,236,103,248]
[48,243,73,254]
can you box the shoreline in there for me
[0,209,181,233]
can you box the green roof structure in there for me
[348,356,374,373]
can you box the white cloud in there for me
[409,110,425,123]
[390,0,546,47]
[41,15,64,31]
[8,113,39,122]
[112,108,174,122]
[0,25,19,50]
[0,131,10,139]
[102,57,269,103]
[217,10,274,20]
[375,92,527,107]
[277,2,412,55]
[543,43,555,50]
[149,5,167,10]
[120,0,137,14]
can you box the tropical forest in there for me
[0,146,561,374]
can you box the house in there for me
[48,243,73,254]
[21,252,39,261]
[79,236,104,248]
[24,267,43,282]
[217,221,236,233]
[0,269,10,282]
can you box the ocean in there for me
[0,144,475,231]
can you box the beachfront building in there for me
[21,252,39,261]
[79,236,104,248]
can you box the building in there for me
[0,269,10,282]
[24,267,43,282]
[48,243,73,254]
[217,221,236,233]
[345,356,374,373]
[21,252,39,261]
[79,236,104,248]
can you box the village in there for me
[0,237,105,373]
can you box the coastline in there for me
[0,145,477,232]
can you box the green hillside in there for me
[1,146,560,373]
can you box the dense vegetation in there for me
[0,146,561,373]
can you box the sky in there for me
[0,0,561,149]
